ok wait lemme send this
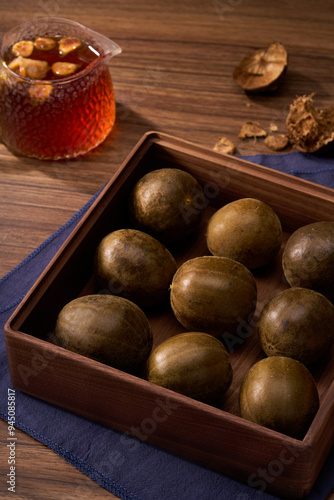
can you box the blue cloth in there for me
[1,151,334,500]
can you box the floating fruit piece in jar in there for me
[52,61,80,77]
[26,59,49,79]
[34,36,57,51]
[29,84,52,103]
[59,36,81,56]
[8,56,27,76]
[12,40,34,57]
[8,56,49,79]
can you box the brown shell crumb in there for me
[213,136,236,155]
[269,123,278,132]
[264,134,289,151]
[286,93,334,152]
[233,42,288,92]
[239,121,267,139]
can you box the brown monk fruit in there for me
[54,294,153,373]
[129,168,206,243]
[239,356,319,439]
[206,198,282,269]
[170,256,257,341]
[258,287,334,366]
[282,221,334,301]
[148,332,233,405]
[94,229,177,307]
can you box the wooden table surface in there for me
[1,0,334,498]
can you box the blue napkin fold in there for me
[1,151,334,500]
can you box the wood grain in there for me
[1,0,334,498]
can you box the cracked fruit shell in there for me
[233,42,288,92]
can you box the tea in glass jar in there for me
[0,18,121,160]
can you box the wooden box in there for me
[4,131,334,498]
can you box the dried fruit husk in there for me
[233,42,288,92]
[286,93,334,152]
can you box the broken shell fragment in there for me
[34,37,57,51]
[286,93,334,152]
[233,42,288,92]
[264,134,289,151]
[12,40,34,57]
[51,61,80,77]
[59,37,81,56]
[213,136,236,154]
[239,121,267,139]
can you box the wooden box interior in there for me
[4,131,334,499]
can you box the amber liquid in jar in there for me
[0,35,116,160]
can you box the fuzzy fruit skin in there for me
[258,287,334,366]
[239,356,319,439]
[148,332,233,404]
[94,229,177,307]
[170,256,257,338]
[206,198,282,269]
[129,168,206,243]
[282,221,334,301]
[54,294,153,373]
